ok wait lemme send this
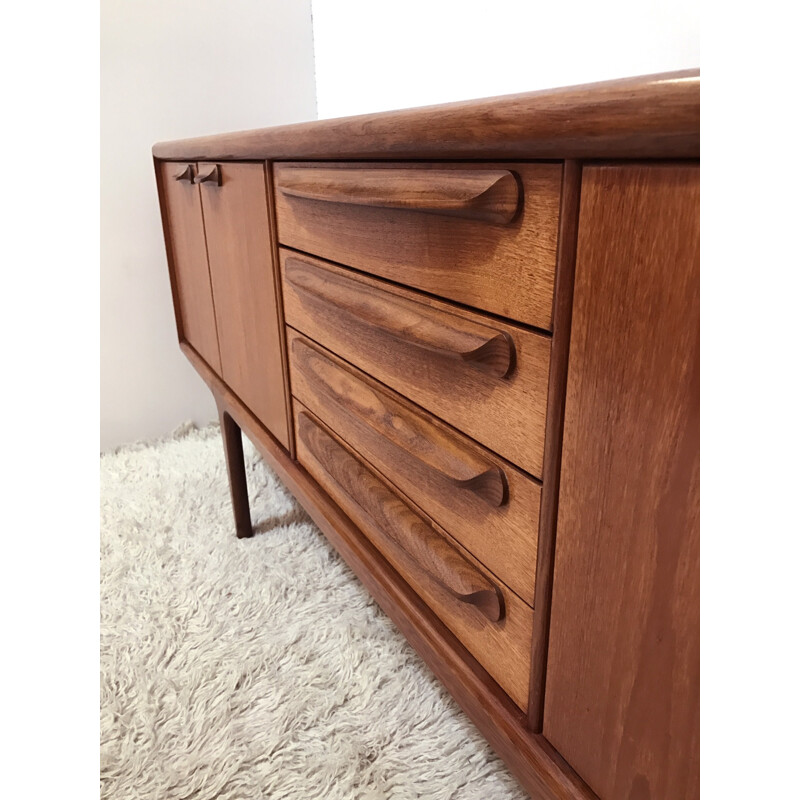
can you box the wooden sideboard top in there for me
[152,69,699,161]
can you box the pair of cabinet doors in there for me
[158,161,290,450]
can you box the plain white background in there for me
[6,3,800,799]
[312,0,699,117]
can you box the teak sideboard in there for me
[153,70,700,800]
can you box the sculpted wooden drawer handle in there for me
[277,167,520,224]
[292,337,509,508]
[194,164,222,186]
[298,412,505,622]
[285,258,515,379]
[448,468,508,508]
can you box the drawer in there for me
[281,250,551,478]
[295,405,534,710]
[288,330,541,605]
[273,161,562,329]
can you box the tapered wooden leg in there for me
[219,409,254,539]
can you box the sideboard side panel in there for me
[543,164,699,800]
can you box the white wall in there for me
[100,0,316,451]
[311,0,699,118]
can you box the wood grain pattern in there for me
[280,250,551,478]
[528,160,582,727]
[284,255,515,377]
[294,401,533,710]
[275,161,561,329]
[182,338,595,799]
[297,410,504,623]
[154,71,701,800]
[277,166,521,223]
[543,164,699,800]
[199,162,291,450]
[152,69,699,161]
[288,329,541,605]
[157,161,221,373]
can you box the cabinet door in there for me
[543,165,699,800]
[198,162,291,450]
[158,161,221,373]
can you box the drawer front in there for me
[288,330,541,605]
[281,250,551,478]
[295,405,534,710]
[274,161,562,329]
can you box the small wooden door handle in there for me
[174,164,194,182]
[292,337,510,508]
[298,412,505,622]
[194,164,222,186]
[278,167,521,224]
[285,258,515,379]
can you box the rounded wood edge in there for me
[152,69,699,161]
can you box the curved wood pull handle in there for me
[285,258,515,379]
[292,337,510,508]
[194,164,222,186]
[450,467,509,507]
[278,167,520,224]
[298,412,504,622]
[174,164,194,182]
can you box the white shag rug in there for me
[100,422,527,800]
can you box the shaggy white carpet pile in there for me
[100,422,526,800]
